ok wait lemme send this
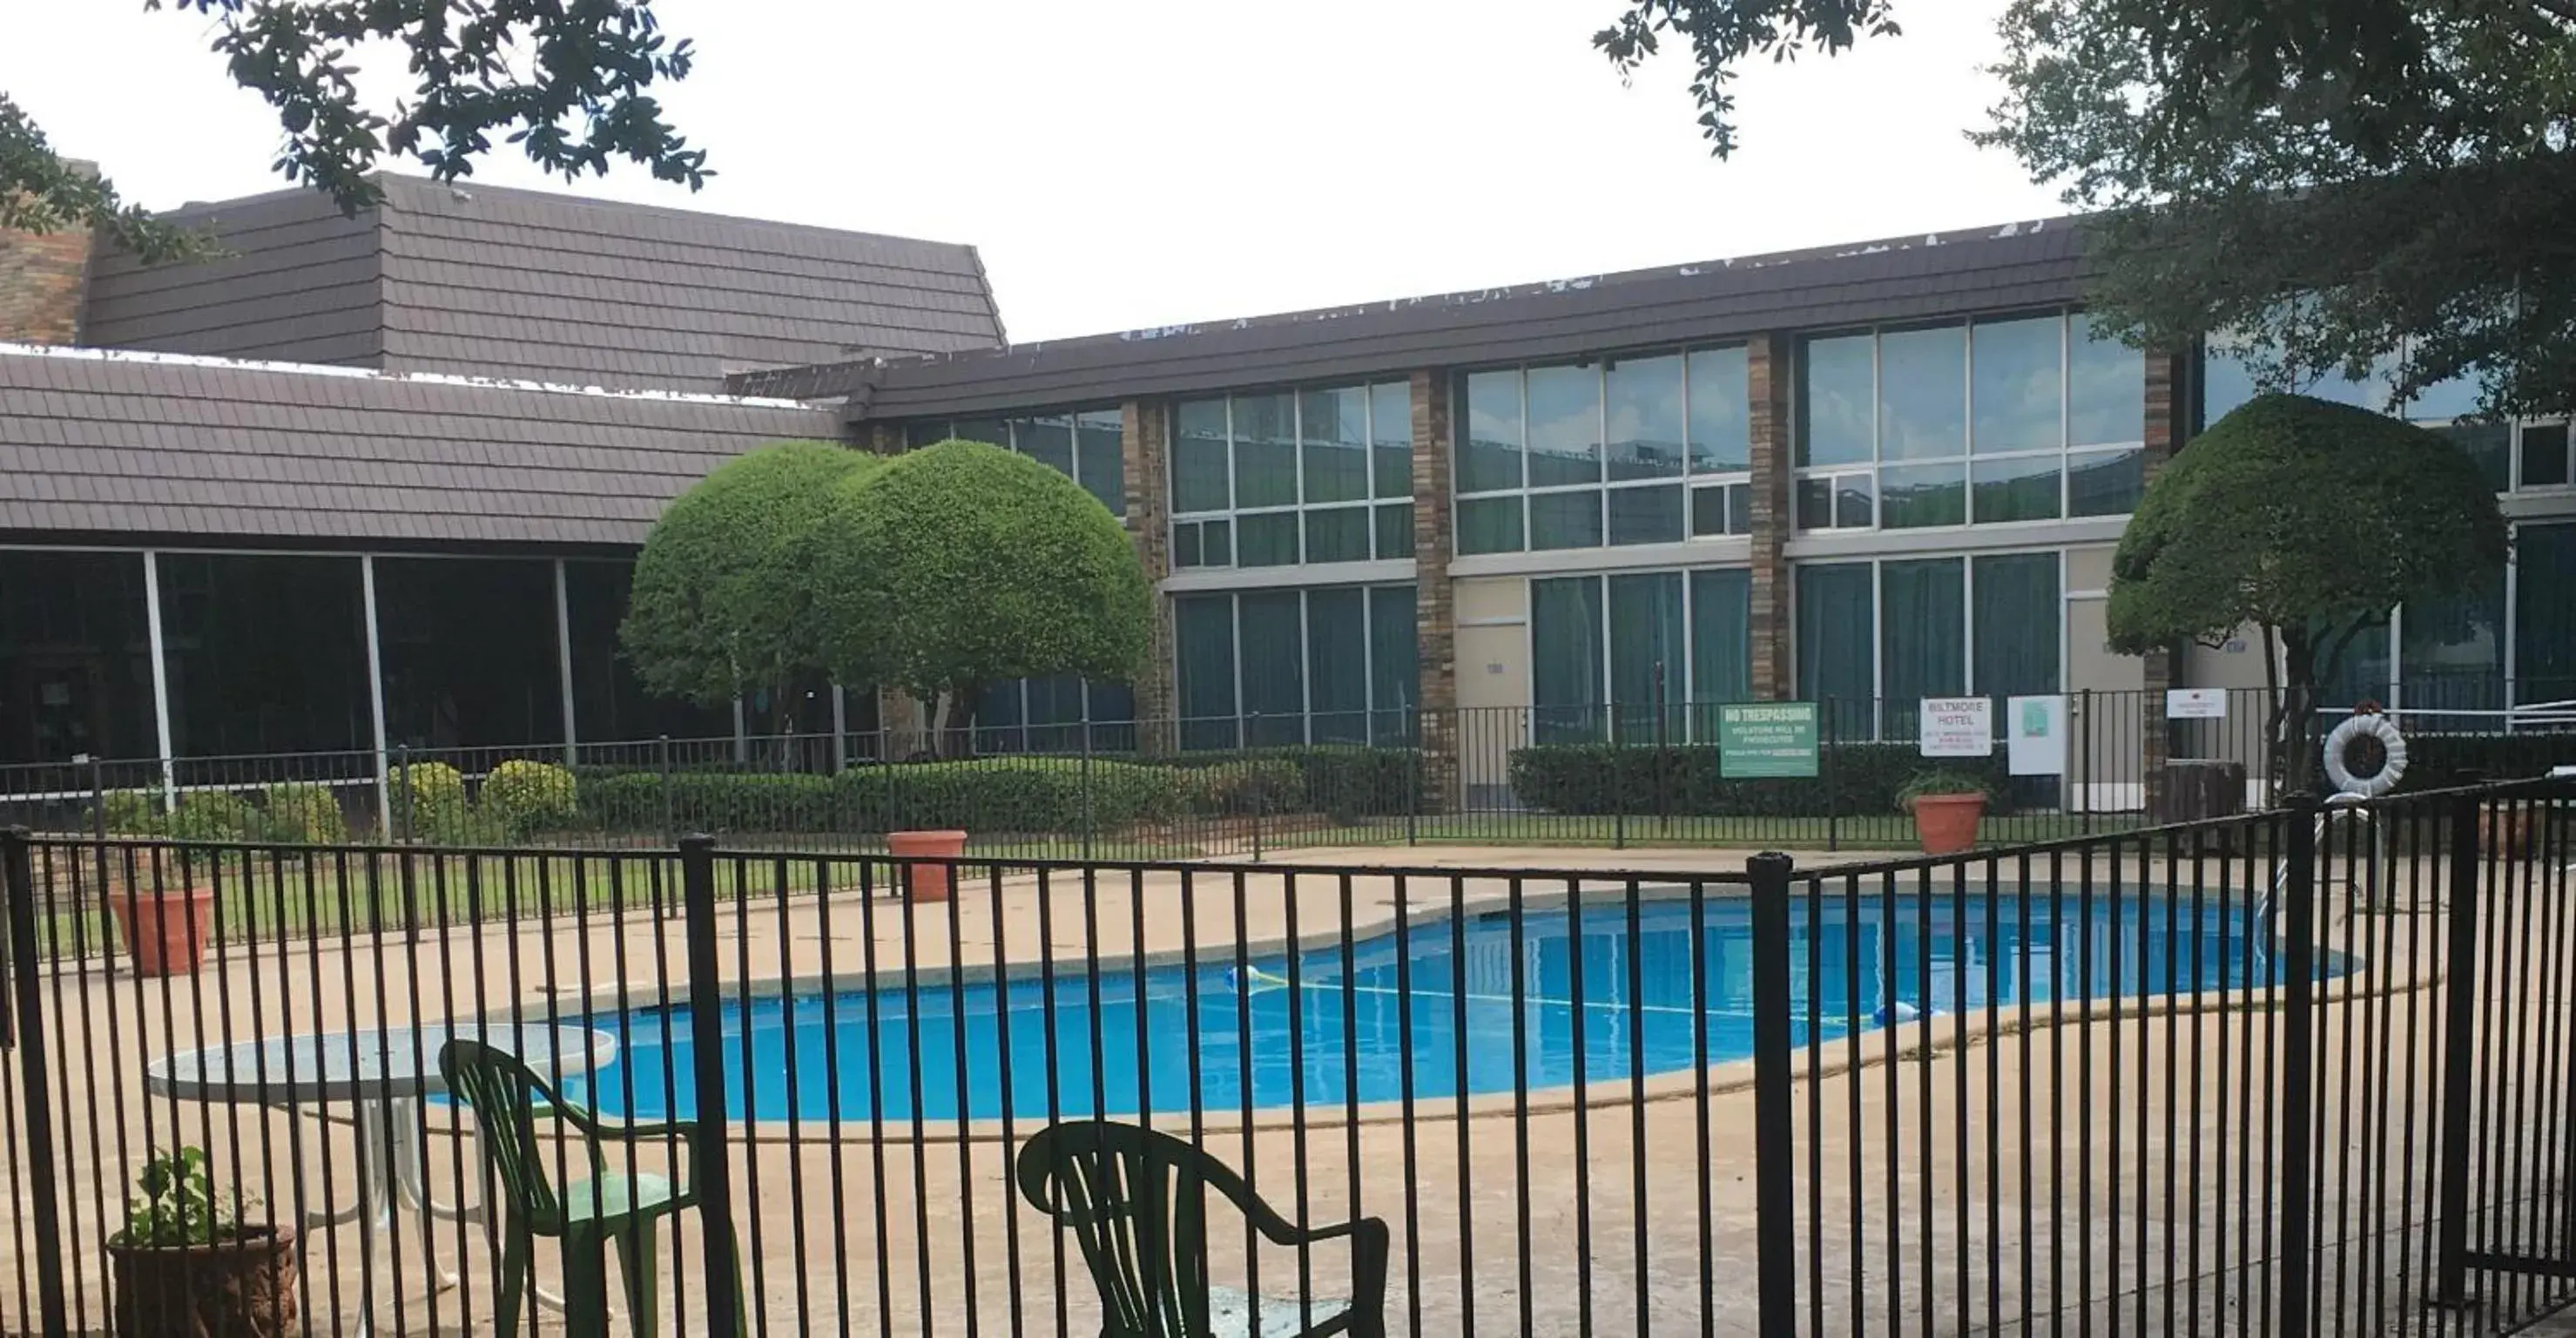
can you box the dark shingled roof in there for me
[735,217,2092,416]
[0,343,844,548]
[82,175,1007,394]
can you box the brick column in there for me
[0,217,93,345]
[1746,333,1796,699]
[2139,347,2187,816]
[1410,368,1460,812]
[1123,398,1178,753]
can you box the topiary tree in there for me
[480,760,581,837]
[2107,393,2509,794]
[622,441,877,732]
[814,440,1152,753]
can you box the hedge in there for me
[1164,745,1422,819]
[1507,741,2016,818]
[575,758,1194,836]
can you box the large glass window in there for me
[902,408,1128,515]
[375,557,563,750]
[1795,562,1876,740]
[158,553,372,758]
[1171,585,1419,748]
[2198,330,2557,497]
[2402,575,2506,713]
[1529,566,1750,742]
[1797,552,2065,740]
[0,550,158,764]
[1879,558,1966,737]
[2520,524,2576,706]
[1170,382,1415,569]
[1797,313,2145,530]
[1454,346,1753,556]
[563,559,732,746]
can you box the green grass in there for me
[1249,811,2153,856]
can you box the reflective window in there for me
[1530,565,1750,743]
[1878,326,1966,462]
[1171,585,1419,748]
[1606,354,1685,481]
[902,406,1130,515]
[1171,381,1416,569]
[1797,553,2063,741]
[158,552,372,759]
[376,557,563,750]
[1,550,158,764]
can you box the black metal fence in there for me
[0,775,2572,1335]
[6,690,2569,864]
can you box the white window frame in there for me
[1169,383,1414,571]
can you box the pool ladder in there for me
[2255,794,2384,962]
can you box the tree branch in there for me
[2528,0,2576,25]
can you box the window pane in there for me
[1174,399,1231,513]
[1232,392,1298,508]
[1238,591,1305,747]
[1835,474,1877,528]
[1881,558,1966,739]
[2068,314,2145,445]
[1026,674,1087,752]
[1371,382,1413,499]
[1171,523,1204,570]
[1529,490,1605,550]
[2403,571,2506,713]
[565,559,729,746]
[1374,503,1415,559]
[1879,325,1966,462]
[1305,506,1371,564]
[1971,455,2062,524]
[1605,354,1685,481]
[1,550,157,763]
[1796,563,1876,737]
[1726,483,1752,535]
[1608,571,1685,740]
[376,557,563,748]
[1456,497,1523,554]
[1526,363,1604,486]
[2438,422,2512,493]
[1300,386,1370,503]
[1200,519,1232,567]
[1531,576,1605,740]
[2404,362,2483,423]
[1607,484,1685,545]
[1797,334,1874,467]
[1459,370,1523,493]
[1076,409,1125,515]
[1016,414,1076,476]
[2517,523,2576,704]
[2201,334,2262,428]
[1689,568,1752,707]
[1688,346,1750,473]
[2068,448,2144,517]
[1972,552,2060,699]
[953,417,1009,449]
[2524,423,2572,488]
[1175,595,1238,750]
[1972,315,2061,454]
[1237,512,1299,567]
[1796,476,1836,530]
[1879,463,1966,529]
[1306,587,1370,743]
[1368,585,1419,742]
[1691,485,1728,537]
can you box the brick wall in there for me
[1746,333,1795,699]
[1410,368,1460,811]
[0,220,92,345]
[2140,347,2188,814]
[1123,397,1177,753]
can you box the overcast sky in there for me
[5,0,2064,343]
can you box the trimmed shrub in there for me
[481,760,580,835]
[167,790,260,841]
[836,757,1185,833]
[1168,759,1306,816]
[391,760,511,843]
[1166,746,1419,820]
[94,788,166,836]
[1507,741,2015,819]
[260,782,350,844]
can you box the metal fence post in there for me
[1080,734,1096,864]
[2277,792,2321,1338]
[2433,790,2486,1308]
[2078,687,2094,835]
[393,743,412,843]
[1747,848,1798,1338]
[679,834,743,1337]
[1824,700,1841,854]
[3,827,71,1338]
[657,734,674,845]
[86,754,105,842]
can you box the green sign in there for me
[1718,702,1820,778]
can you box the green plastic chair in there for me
[439,1037,732,1338]
[1015,1119,1389,1338]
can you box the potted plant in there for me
[105,880,220,978]
[105,1147,298,1338]
[1898,770,1993,855]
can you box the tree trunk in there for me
[2281,622,2319,797]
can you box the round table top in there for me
[146,1022,617,1105]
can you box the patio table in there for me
[145,1021,617,1338]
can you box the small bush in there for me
[94,788,166,836]
[393,760,469,838]
[1894,769,1995,812]
[481,760,581,835]
[260,782,349,843]
[1169,759,1306,816]
[167,790,260,842]
[1166,745,1419,820]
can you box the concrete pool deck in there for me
[3,841,2555,1335]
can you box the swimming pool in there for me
[570,889,2325,1124]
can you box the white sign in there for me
[2007,694,2067,776]
[2166,687,2229,720]
[1919,697,1994,757]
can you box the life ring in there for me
[2322,709,2408,797]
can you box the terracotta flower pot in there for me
[108,1222,299,1338]
[1911,793,1987,855]
[106,887,219,977]
[887,829,968,903]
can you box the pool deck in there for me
[3,841,2548,1335]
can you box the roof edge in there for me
[0,339,820,410]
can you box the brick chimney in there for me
[0,159,98,345]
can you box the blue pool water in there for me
[567,891,2329,1123]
